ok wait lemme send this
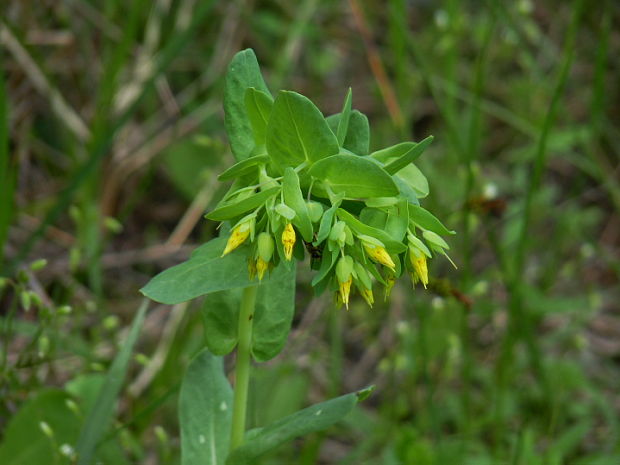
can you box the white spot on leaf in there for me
[199,434,206,444]
[220,401,227,411]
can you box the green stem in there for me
[230,285,258,451]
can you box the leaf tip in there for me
[355,385,375,402]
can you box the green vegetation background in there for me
[1,0,618,464]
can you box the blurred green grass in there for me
[1,0,619,464]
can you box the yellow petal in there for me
[339,278,352,309]
[412,255,428,289]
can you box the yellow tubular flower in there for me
[339,278,352,309]
[364,243,396,271]
[361,288,374,308]
[282,223,296,260]
[256,257,269,281]
[409,251,429,289]
[222,222,251,256]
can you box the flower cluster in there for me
[207,66,454,309]
[217,178,454,310]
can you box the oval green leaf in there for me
[398,164,429,198]
[245,87,274,146]
[309,154,398,199]
[141,237,271,304]
[224,49,271,161]
[179,350,232,465]
[266,91,339,168]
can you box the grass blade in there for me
[75,299,148,464]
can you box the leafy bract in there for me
[206,187,280,221]
[218,155,269,181]
[398,164,429,198]
[266,91,339,168]
[179,350,232,465]
[245,88,274,146]
[226,388,373,465]
[309,154,398,199]
[393,175,420,205]
[336,88,352,145]
[371,135,433,174]
[315,202,339,245]
[224,49,271,161]
[141,238,283,304]
[327,109,370,155]
[409,205,456,235]
[336,209,407,253]
[282,168,313,241]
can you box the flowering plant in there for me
[142,49,454,465]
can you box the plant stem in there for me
[230,285,258,450]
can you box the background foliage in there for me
[1,0,619,463]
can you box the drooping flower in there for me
[256,232,274,281]
[282,223,296,261]
[409,247,429,288]
[222,218,253,256]
[336,256,354,309]
[353,262,374,308]
[360,235,396,271]
[360,288,374,308]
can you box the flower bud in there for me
[336,256,354,309]
[282,223,296,261]
[329,221,346,247]
[256,233,275,281]
[336,256,354,283]
[222,216,254,256]
[257,233,274,262]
